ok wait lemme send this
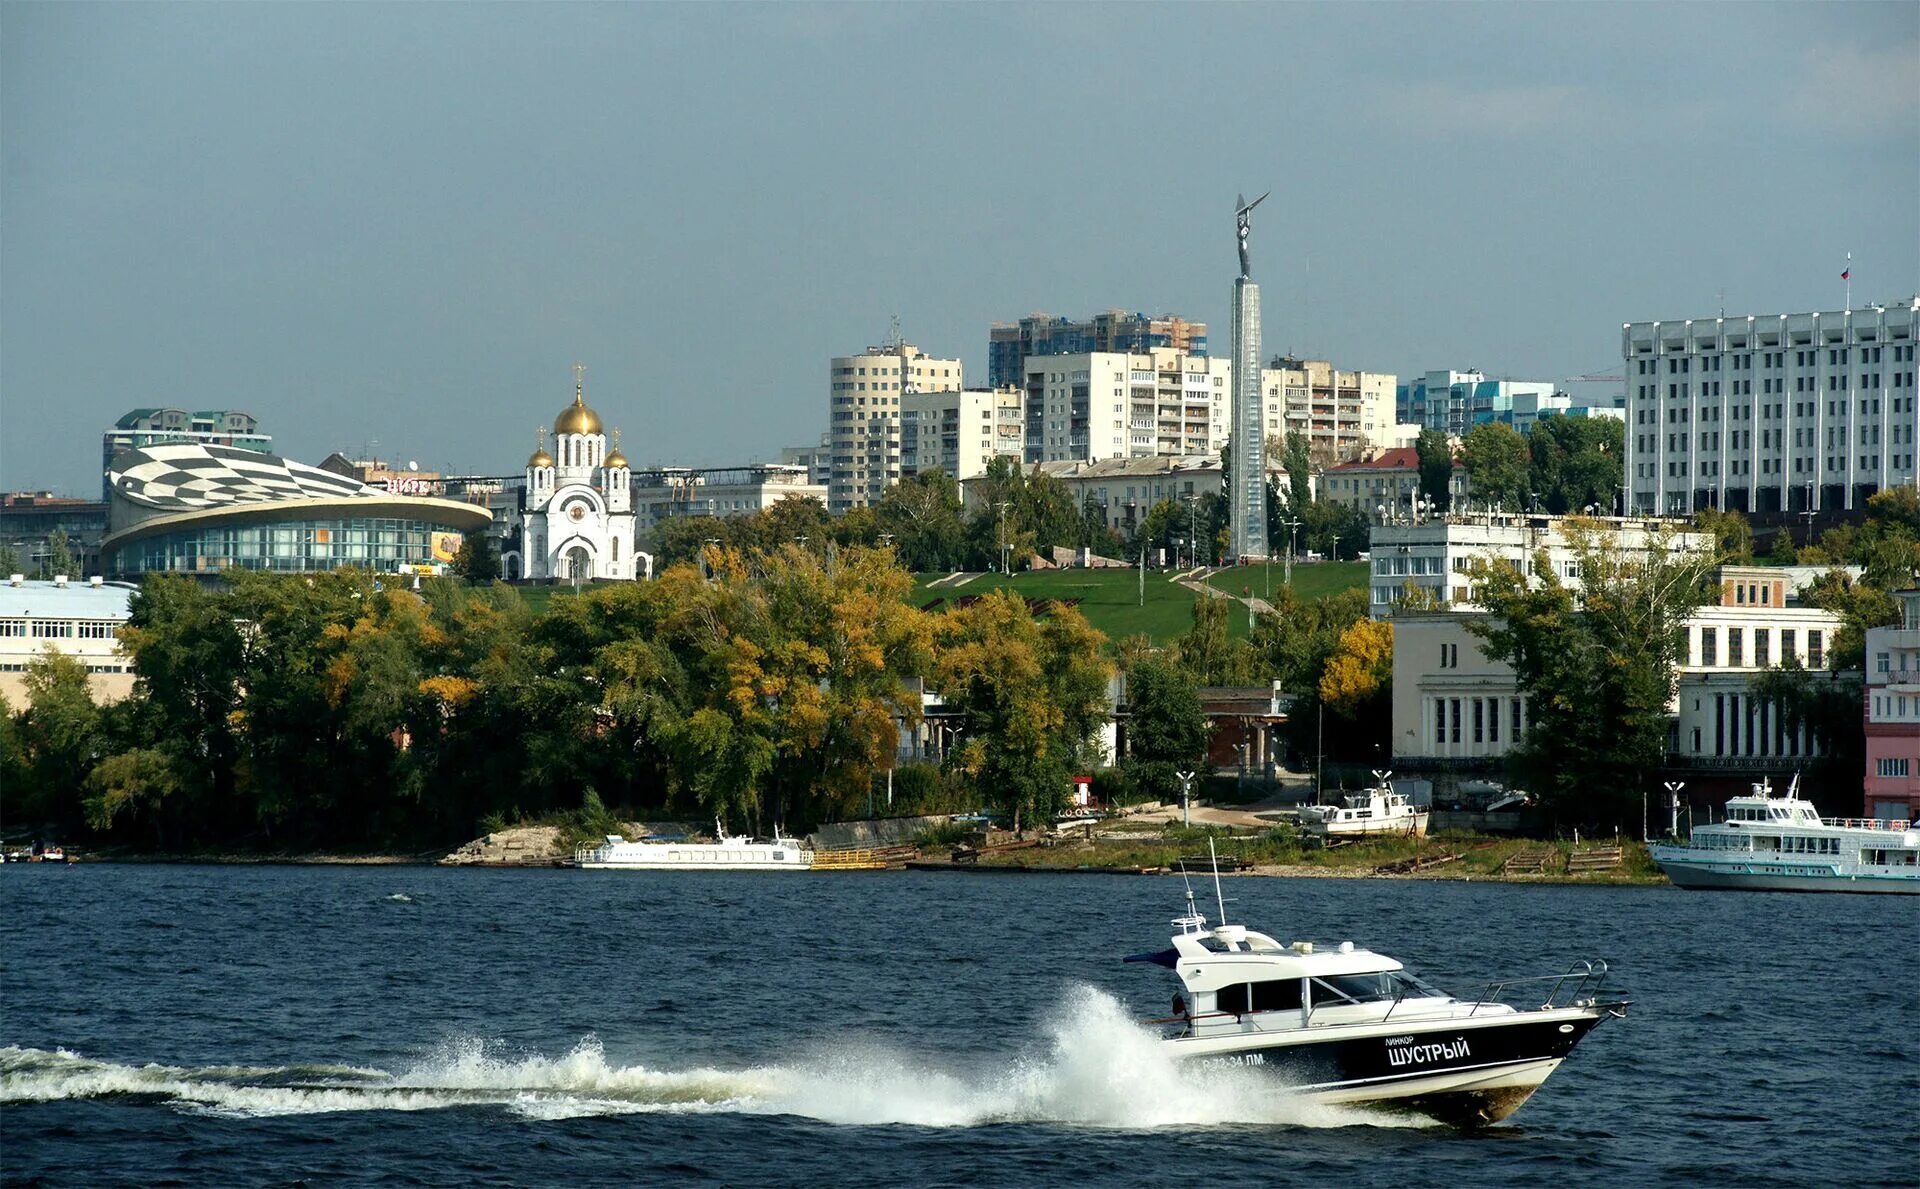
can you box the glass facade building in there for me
[112,516,465,576]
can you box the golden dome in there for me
[604,428,628,469]
[527,446,554,468]
[554,382,603,436]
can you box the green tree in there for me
[0,544,19,576]
[1692,507,1753,564]
[1282,431,1313,514]
[40,529,76,579]
[1461,423,1531,510]
[1527,416,1624,515]
[14,651,103,832]
[453,530,500,582]
[1415,428,1454,512]
[1466,523,1713,830]
[1752,661,1865,815]
[1124,657,1208,802]
[1805,568,1900,671]
[877,470,969,572]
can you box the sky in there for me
[3,1,1916,493]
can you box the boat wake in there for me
[1,987,1417,1130]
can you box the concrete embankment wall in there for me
[807,815,952,850]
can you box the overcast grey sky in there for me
[3,1,1916,492]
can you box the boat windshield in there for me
[1309,970,1449,1006]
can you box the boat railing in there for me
[1465,959,1610,1017]
[1821,816,1912,831]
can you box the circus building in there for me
[500,370,647,582]
[100,443,490,578]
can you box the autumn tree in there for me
[933,590,1111,832]
[1692,506,1753,564]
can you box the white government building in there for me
[1389,564,1844,768]
[501,373,646,583]
[1623,297,1919,515]
[1366,512,1715,618]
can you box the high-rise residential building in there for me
[828,343,962,512]
[1623,297,1919,515]
[989,310,1207,389]
[1021,348,1230,465]
[901,387,1024,481]
[1396,370,1562,436]
[1259,357,1397,466]
[101,409,271,498]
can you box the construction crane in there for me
[1564,371,1624,384]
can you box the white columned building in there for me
[502,368,646,582]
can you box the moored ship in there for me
[1649,776,1919,894]
[1297,776,1429,839]
[574,821,814,871]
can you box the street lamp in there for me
[1662,781,1685,841]
[995,500,1011,575]
[1177,769,1196,827]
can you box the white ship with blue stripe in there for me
[1649,776,1920,894]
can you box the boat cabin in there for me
[1129,918,1456,1037]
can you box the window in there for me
[1440,643,1458,669]
[1877,758,1911,778]
[1729,629,1744,667]
[1701,627,1718,666]
[1511,698,1523,737]
[1755,629,1770,666]
[1809,630,1824,669]
[1450,698,1461,744]
[1473,699,1484,744]
[1782,629,1796,661]
[1877,652,1892,674]
[0,620,24,638]
[1217,978,1303,1015]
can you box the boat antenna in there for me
[1208,837,1232,926]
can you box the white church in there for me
[501,369,651,582]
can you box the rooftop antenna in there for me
[887,313,903,352]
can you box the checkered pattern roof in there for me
[110,444,380,510]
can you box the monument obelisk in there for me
[1230,192,1271,562]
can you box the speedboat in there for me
[1649,775,1919,894]
[1298,777,1429,839]
[1126,873,1625,1126]
[574,820,813,871]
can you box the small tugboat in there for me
[1298,772,1429,839]
[573,820,814,871]
[1649,775,1919,894]
[1127,856,1625,1126]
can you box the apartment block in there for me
[989,310,1206,389]
[1623,297,1919,514]
[1022,348,1229,465]
[1397,370,1561,437]
[901,387,1025,481]
[1260,357,1397,465]
[828,344,962,512]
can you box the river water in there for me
[3,866,1914,1186]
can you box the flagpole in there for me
[1845,252,1851,311]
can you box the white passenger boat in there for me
[1298,777,1429,839]
[573,821,814,871]
[1128,865,1625,1127]
[1649,776,1920,894]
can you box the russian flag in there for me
[1841,267,1850,281]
